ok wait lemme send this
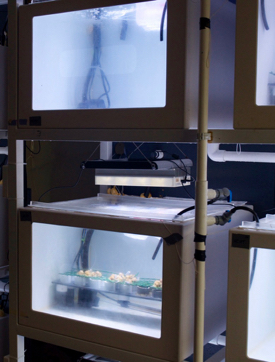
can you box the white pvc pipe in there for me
[208,143,275,163]
[207,216,216,226]
[193,1,211,361]
[209,335,226,346]
[0,147,8,155]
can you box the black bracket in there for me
[164,233,182,246]
[200,17,211,30]
[194,249,206,262]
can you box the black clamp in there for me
[200,17,211,30]
[20,211,32,222]
[194,233,207,261]
[194,232,206,243]
[164,233,182,246]
[194,249,206,262]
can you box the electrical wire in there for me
[181,182,195,200]
[37,144,100,202]
[131,142,155,168]
[174,201,259,221]
[1,16,8,46]
[226,206,259,290]
[249,248,258,290]
[152,238,163,260]
[261,0,269,30]
[174,201,260,289]
[174,204,195,219]
[172,143,188,159]
[160,1,167,41]
[169,159,195,180]
[38,167,84,202]
[228,206,259,223]
[157,149,194,182]
[81,229,94,270]
[72,229,94,271]
[98,68,111,108]
[72,229,87,271]
[3,282,9,293]
[127,142,145,159]
[81,21,111,108]
[175,243,195,266]
[25,141,41,155]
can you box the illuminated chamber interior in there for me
[247,247,275,361]
[256,0,275,106]
[32,0,167,111]
[31,222,163,338]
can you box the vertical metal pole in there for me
[193,1,211,362]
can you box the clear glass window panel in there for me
[247,247,275,361]
[32,223,163,338]
[32,1,167,110]
[256,0,275,105]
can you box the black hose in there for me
[229,206,259,223]
[82,229,94,270]
[160,1,167,41]
[152,238,163,260]
[249,248,258,290]
[261,0,269,30]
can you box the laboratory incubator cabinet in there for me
[226,227,275,362]
[16,0,237,134]
[7,0,275,362]
[234,0,275,129]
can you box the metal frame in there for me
[7,0,275,362]
[8,126,275,144]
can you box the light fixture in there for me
[93,159,193,187]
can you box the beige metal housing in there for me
[227,227,275,362]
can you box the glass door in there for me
[18,0,196,132]
[31,1,167,111]
[31,223,163,338]
[234,0,275,129]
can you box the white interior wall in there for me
[32,2,166,111]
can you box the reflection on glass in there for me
[247,247,275,361]
[32,223,163,338]
[32,1,167,110]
